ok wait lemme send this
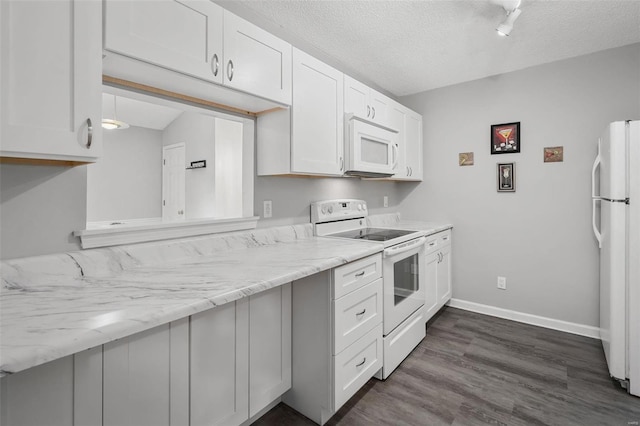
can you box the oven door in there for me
[382,236,426,336]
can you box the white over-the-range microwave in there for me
[344,113,399,178]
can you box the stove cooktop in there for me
[329,227,417,242]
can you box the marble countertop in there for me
[0,216,452,377]
[0,225,382,376]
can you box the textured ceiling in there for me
[218,0,640,97]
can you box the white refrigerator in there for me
[592,120,639,397]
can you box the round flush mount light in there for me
[101,94,130,130]
[101,119,130,130]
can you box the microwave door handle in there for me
[592,139,601,198]
[592,198,602,249]
[384,236,426,257]
[392,144,399,170]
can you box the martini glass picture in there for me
[491,122,520,154]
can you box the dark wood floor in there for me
[254,307,640,426]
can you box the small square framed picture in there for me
[497,162,515,192]
[491,122,520,154]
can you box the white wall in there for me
[163,112,216,220]
[254,176,403,227]
[0,165,86,259]
[214,118,243,219]
[87,126,163,222]
[398,43,640,327]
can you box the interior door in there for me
[162,143,186,221]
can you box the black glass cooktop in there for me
[330,228,416,242]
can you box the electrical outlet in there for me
[263,200,272,218]
[383,196,389,208]
[497,276,507,290]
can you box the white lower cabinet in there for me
[190,301,249,426]
[284,254,383,425]
[249,284,292,417]
[424,230,453,323]
[0,285,292,426]
[103,319,189,426]
[0,347,103,426]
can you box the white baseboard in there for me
[447,298,601,339]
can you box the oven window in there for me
[393,253,420,305]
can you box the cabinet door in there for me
[388,102,408,178]
[103,325,172,426]
[191,300,249,426]
[424,251,439,323]
[405,110,423,181]
[291,49,344,175]
[437,245,452,305]
[369,89,390,127]
[344,75,370,119]
[223,11,292,105]
[249,283,292,417]
[0,0,102,163]
[104,0,223,84]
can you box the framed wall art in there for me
[491,122,520,154]
[497,162,515,192]
[544,146,563,162]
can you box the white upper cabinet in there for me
[405,109,423,180]
[387,100,423,181]
[0,0,102,164]
[257,49,344,177]
[344,75,390,128]
[290,49,344,175]
[104,0,223,84]
[103,2,291,106]
[223,11,292,105]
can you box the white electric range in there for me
[311,199,427,379]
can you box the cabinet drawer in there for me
[424,235,439,255]
[332,253,382,299]
[333,323,383,410]
[438,229,452,245]
[333,279,382,354]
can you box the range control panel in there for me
[310,199,368,224]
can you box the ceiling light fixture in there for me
[496,0,522,37]
[102,95,129,130]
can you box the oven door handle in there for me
[383,236,426,257]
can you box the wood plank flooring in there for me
[254,307,640,426]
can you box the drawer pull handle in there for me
[355,271,365,277]
[429,242,436,246]
[356,357,366,367]
[443,236,449,240]
[355,308,366,316]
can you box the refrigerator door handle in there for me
[592,198,602,248]
[592,139,601,198]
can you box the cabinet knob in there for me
[211,53,219,76]
[85,118,93,148]
[227,60,234,81]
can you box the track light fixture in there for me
[496,0,522,37]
